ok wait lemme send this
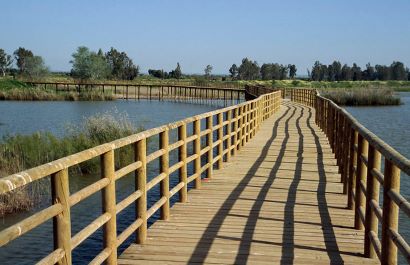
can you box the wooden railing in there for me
[292,88,410,265]
[26,81,244,101]
[0,89,281,264]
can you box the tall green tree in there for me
[311,61,322,81]
[204,65,213,79]
[13,47,33,73]
[0,49,13,76]
[70,46,110,80]
[351,63,362,81]
[105,47,139,80]
[173,63,182,79]
[288,64,297,79]
[341,64,352,80]
[25,56,48,79]
[238,58,260,80]
[391,61,407,80]
[229,64,238,79]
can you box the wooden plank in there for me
[119,101,379,265]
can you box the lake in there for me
[0,94,409,264]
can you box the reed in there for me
[0,111,143,216]
[320,88,401,106]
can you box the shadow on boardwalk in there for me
[188,102,344,264]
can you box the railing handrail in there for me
[0,87,281,265]
[291,87,409,265]
[24,80,245,92]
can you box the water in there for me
[345,92,410,264]
[0,100,220,264]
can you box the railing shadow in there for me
[188,101,348,264]
[187,101,295,264]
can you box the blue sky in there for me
[1,0,409,75]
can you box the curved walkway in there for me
[118,101,379,265]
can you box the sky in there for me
[1,0,410,75]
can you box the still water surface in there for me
[0,95,409,264]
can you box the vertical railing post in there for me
[226,110,232,162]
[233,108,238,156]
[160,129,170,220]
[217,112,223,169]
[206,116,213,179]
[194,119,201,189]
[348,129,358,210]
[355,135,368,230]
[238,106,243,151]
[136,139,147,244]
[52,168,72,265]
[364,146,381,258]
[381,160,400,265]
[178,124,188,202]
[101,150,117,264]
[343,122,351,194]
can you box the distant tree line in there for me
[228,58,297,80]
[309,61,410,81]
[147,63,182,79]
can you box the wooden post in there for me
[381,160,400,265]
[238,106,243,151]
[355,135,368,230]
[348,129,358,210]
[364,146,381,258]
[51,168,71,265]
[178,124,188,202]
[160,129,170,220]
[206,116,213,179]
[217,112,223,169]
[226,110,232,162]
[194,119,201,189]
[101,150,117,264]
[135,139,147,244]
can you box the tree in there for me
[362,63,376,81]
[25,55,48,79]
[0,49,13,76]
[229,64,238,79]
[204,65,213,79]
[105,47,139,80]
[70,46,110,80]
[331,61,342,81]
[341,64,352,80]
[173,63,182,79]
[391,61,407,80]
[351,63,362,81]
[288,64,297,79]
[238,58,260,80]
[311,61,322,81]
[14,47,33,73]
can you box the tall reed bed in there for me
[320,88,401,106]
[0,110,143,216]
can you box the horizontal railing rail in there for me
[0,89,281,264]
[291,88,410,265]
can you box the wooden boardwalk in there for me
[118,101,379,265]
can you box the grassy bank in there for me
[319,88,401,106]
[0,111,143,216]
[31,74,410,91]
[0,78,114,101]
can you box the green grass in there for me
[0,111,143,216]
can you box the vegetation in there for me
[320,88,401,106]
[310,61,409,81]
[0,49,13,76]
[0,78,114,101]
[148,62,183,79]
[0,111,143,216]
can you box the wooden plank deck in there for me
[118,101,379,265]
